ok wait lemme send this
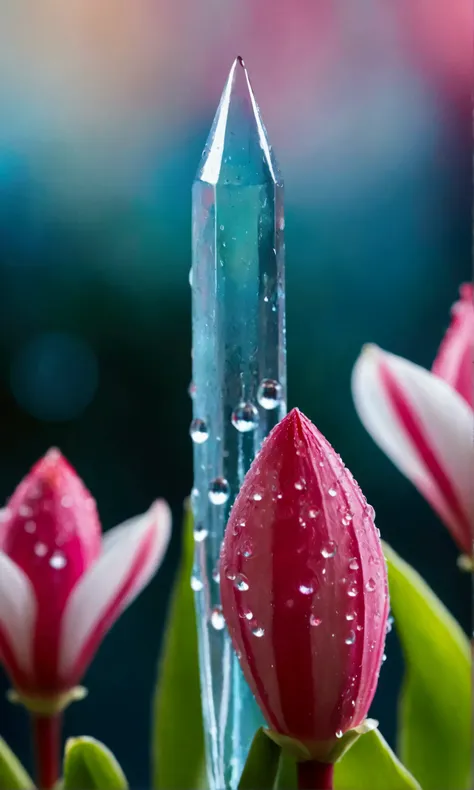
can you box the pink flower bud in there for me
[432,284,473,408]
[0,449,171,703]
[220,409,388,751]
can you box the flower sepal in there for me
[264,719,379,764]
[7,686,88,715]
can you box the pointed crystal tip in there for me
[195,57,281,187]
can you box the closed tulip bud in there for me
[220,409,388,787]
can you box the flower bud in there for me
[220,409,388,755]
[432,284,473,408]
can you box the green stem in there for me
[31,714,62,789]
[297,759,334,790]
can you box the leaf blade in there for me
[335,728,421,790]
[238,729,281,790]
[384,542,471,790]
[152,501,205,790]
[0,737,34,790]
[63,736,127,790]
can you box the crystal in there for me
[191,56,286,790]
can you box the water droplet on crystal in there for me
[321,541,337,559]
[188,267,193,286]
[328,488,337,497]
[257,379,282,410]
[190,487,200,511]
[210,606,225,630]
[349,558,359,571]
[310,615,322,627]
[335,730,343,739]
[191,576,203,591]
[208,478,230,505]
[347,583,358,597]
[345,630,356,645]
[24,520,36,534]
[231,402,259,432]
[61,496,73,508]
[188,381,197,400]
[308,509,319,519]
[252,626,265,637]
[19,504,33,517]
[346,612,356,621]
[49,551,67,569]
[34,542,48,557]
[190,418,209,444]
[366,578,376,592]
[299,584,313,595]
[193,524,209,542]
[235,574,249,591]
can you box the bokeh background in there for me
[0,1,471,786]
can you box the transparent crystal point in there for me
[191,57,286,790]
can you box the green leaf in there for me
[335,728,421,790]
[63,737,127,790]
[274,753,297,790]
[152,500,206,790]
[0,737,34,790]
[238,729,281,790]
[384,542,471,790]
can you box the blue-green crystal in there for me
[191,57,286,790]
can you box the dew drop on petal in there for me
[308,509,319,519]
[240,609,253,621]
[294,480,305,491]
[345,630,356,645]
[252,492,263,502]
[310,615,322,627]
[34,542,48,557]
[208,478,230,505]
[24,520,36,534]
[0,508,11,523]
[235,574,249,592]
[19,504,33,517]
[366,578,376,592]
[346,612,356,621]
[49,551,67,569]
[210,606,225,630]
[299,584,314,595]
[347,583,358,598]
[321,541,337,559]
[190,418,209,444]
[328,488,337,497]
[191,576,203,591]
[349,558,359,571]
[252,626,265,637]
[335,730,343,739]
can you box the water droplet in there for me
[299,584,313,595]
[386,616,394,634]
[349,558,359,571]
[308,509,319,519]
[321,541,337,559]
[231,402,259,432]
[188,267,193,286]
[210,606,225,630]
[225,568,237,581]
[366,504,376,520]
[257,379,282,410]
[61,495,73,508]
[241,542,253,558]
[191,576,203,591]
[212,567,220,583]
[310,615,322,627]
[24,520,36,533]
[366,578,376,592]
[335,730,343,739]
[294,480,305,491]
[19,504,33,517]
[0,508,11,523]
[235,574,249,591]
[328,488,337,497]
[382,653,387,663]
[190,487,200,511]
[345,630,356,645]
[34,542,48,557]
[193,524,209,542]
[240,609,253,620]
[376,527,381,538]
[356,624,363,631]
[190,418,209,444]
[252,492,263,502]
[252,626,265,637]
[49,551,67,569]
[346,612,356,621]
[347,583,358,598]
[219,224,224,231]
[188,381,197,399]
[208,478,230,505]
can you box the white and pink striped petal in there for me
[0,552,36,689]
[352,345,474,555]
[59,500,171,686]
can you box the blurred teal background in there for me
[0,1,470,786]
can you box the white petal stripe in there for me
[0,552,36,676]
[59,500,171,680]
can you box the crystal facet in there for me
[191,56,286,790]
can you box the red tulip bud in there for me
[220,409,388,758]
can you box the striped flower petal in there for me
[0,552,36,690]
[59,500,171,686]
[352,345,474,555]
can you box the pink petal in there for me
[352,345,474,555]
[59,500,171,686]
[432,284,474,408]
[0,552,36,690]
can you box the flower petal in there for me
[0,552,36,685]
[59,500,171,685]
[352,345,474,554]
[432,284,474,408]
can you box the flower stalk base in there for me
[31,714,62,790]
[297,760,334,790]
